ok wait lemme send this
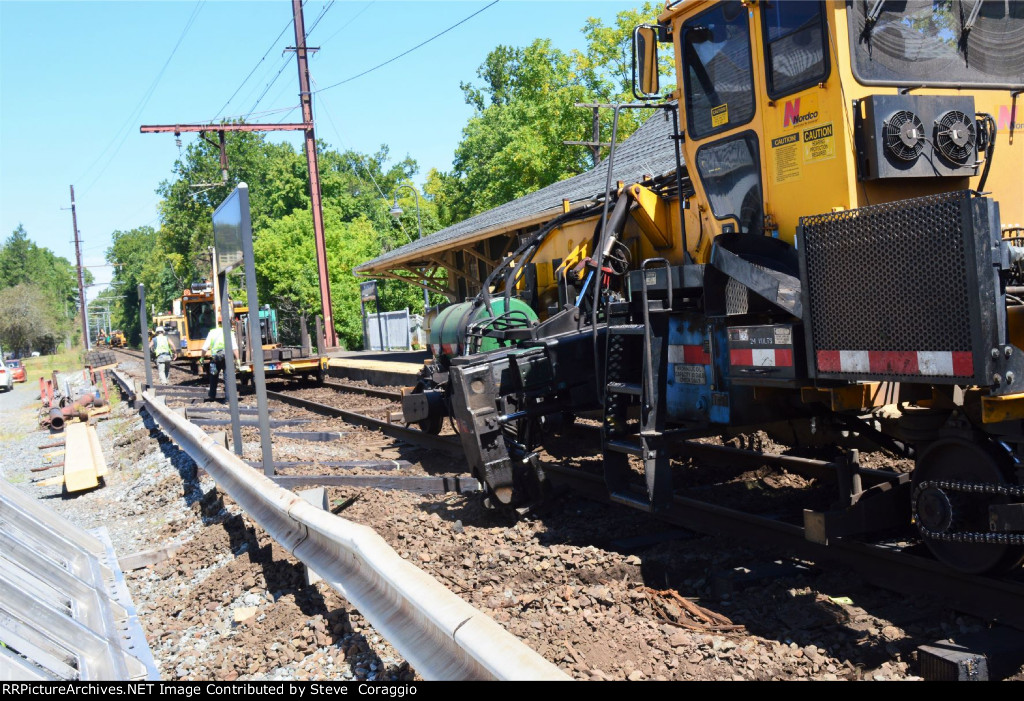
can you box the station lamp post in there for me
[389,184,431,316]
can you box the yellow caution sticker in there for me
[803,123,835,163]
[771,132,802,183]
[711,103,729,128]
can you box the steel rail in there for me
[322,380,403,401]
[142,390,569,681]
[542,463,1024,629]
[266,389,463,455]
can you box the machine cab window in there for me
[761,0,830,98]
[848,0,1024,88]
[683,0,756,139]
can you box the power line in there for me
[318,1,375,45]
[76,1,206,195]
[210,17,295,121]
[305,0,335,36]
[313,1,499,94]
[243,52,296,120]
[238,2,334,122]
[310,76,396,213]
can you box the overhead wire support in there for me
[141,0,337,349]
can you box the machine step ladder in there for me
[602,258,673,512]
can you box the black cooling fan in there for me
[883,110,925,162]
[934,110,976,164]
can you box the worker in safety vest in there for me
[202,322,239,400]
[150,327,173,385]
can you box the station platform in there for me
[325,349,429,388]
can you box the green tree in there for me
[427,2,670,225]
[254,203,427,350]
[0,225,87,349]
[0,283,62,355]
[105,225,180,346]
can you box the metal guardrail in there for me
[109,369,138,404]
[142,390,570,681]
[0,480,159,680]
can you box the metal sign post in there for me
[213,183,273,474]
[361,280,386,351]
[138,285,152,390]
[220,273,243,457]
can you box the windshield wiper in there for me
[958,0,984,58]
[862,0,887,40]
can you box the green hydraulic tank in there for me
[429,298,538,362]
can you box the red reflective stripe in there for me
[774,348,793,367]
[817,350,841,372]
[730,348,753,366]
[870,351,918,375]
[819,349,974,376]
[952,352,973,377]
[683,344,711,364]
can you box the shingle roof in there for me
[356,107,682,273]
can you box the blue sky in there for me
[0,0,641,300]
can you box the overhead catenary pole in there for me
[140,2,337,350]
[70,186,90,350]
[290,0,336,349]
[563,103,612,169]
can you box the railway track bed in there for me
[9,349,1023,680]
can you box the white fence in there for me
[364,308,412,351]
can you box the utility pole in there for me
[289,0,336,348]
[140,1,338,349]
[69,185,90,351]
[563,103,613,168]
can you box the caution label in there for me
[771,132,801,183]
[711,103,729,128]
[803,123,835,163]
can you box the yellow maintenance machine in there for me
[178,281,218,373]
[177,281,327,383]
[404,0,1024,574]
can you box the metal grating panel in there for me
[0,480,159,681]
[801,191,973,377]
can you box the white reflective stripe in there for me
[667,344,686,364]
[751,348,776,367]
[917,351,954,376]
[839,350,870,373]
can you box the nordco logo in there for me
[783,98,818,128]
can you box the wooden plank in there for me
[63,423,102,492]
[118,542,184,571]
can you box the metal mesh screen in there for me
[801,191,973,360]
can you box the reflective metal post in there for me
[138,285,152,389]
[237,184,274,474]
[220,274,243,456]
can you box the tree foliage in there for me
[0,225,85,354]
[425,2,670,225]
[106,129,435,349]
[0,283,62,355]
[100,3,667,349]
